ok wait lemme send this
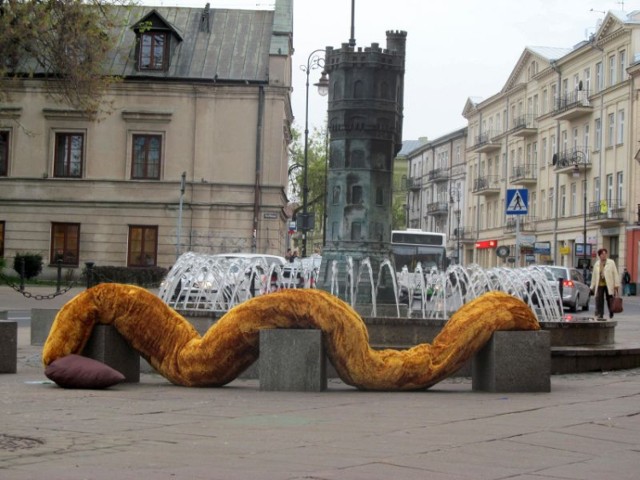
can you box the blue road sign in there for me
[506,189,528,215]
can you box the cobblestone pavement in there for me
[1,286,640,479]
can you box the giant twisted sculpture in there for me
[43,283,539,390]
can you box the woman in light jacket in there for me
[590,248,620,320]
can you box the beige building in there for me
[461,10,640,281]
[0,2,294,278]
[404,128,468,264]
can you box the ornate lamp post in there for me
[572,151,588,281]
[300,49,329,257]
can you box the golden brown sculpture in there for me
[43,283,539,390]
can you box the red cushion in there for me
[45,355,125,389]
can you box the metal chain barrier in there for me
[0,271,80,300]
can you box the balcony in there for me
[426,201,449,216]
[453,226,476,244]
[504,215,537,234]
[428,168,449,183]
[510,114,537,138]
[406,177,422,190]
[472,175,501,195]
[553,147,592,174]
[552,90,593,121]
[471,130,501,153]
[509,163,537,186]
[588,199,624,225]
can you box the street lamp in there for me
[300,49,329,258]
[572,151,588,281]
[450,185,462,265]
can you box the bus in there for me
[390,229,447,272]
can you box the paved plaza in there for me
[1,285,640,479]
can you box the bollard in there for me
[56,258,63,293]
[85,262,95,289]
[20,257,25,292]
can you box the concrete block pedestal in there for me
[259,329,327,391]
[472,330,551,393]
[0,320,17,374]
[82,325,140,383]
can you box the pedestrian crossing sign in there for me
[506,189,528,215]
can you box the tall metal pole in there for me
[582,158,588,281]
[176,171,186,260]
[300,49,326,258]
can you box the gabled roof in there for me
[502,46,572,92]
[461,97,482,118]
[132,9,184,41]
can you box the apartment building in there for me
[462,10,639,282]
[404,127,468,264]
[0,2,294,278]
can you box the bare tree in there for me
[0,0,132,118]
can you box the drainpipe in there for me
[551,60,562,265]
[253,86,265,253]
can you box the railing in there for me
[510,163,537,183]
[428,168,449,183]
[472,130,501,149]
[553,147,591,169]
[511,114,537,131]
[588,199,624,221]
[472,175,501,193]
[426,201,449,215]
[553,90,592,113]
[406,177,422,190]
[453,226,474,241]
[504,215,537,233]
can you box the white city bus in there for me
[390,229,447,272]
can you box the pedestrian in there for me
[589,248,621,320]
[285,248,292,262]
[622,268,631,296]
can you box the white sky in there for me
[141,0,628,141]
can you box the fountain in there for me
[158,252,640,375]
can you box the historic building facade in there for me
[404,128,468,265]
[459,10,639,283]
[0,1,294,278]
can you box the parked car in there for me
[545,266,591,312]
[278,255,322,289]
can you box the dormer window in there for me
[132,10,183,73]
[139,32,167,70]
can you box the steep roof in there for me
[105,5,277,82]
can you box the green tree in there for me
[288,125,328,252]
[0,0,131,118]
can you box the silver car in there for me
[546,266,591,312]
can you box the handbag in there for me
[609,296,623,314]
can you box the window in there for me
[595,62,603,92]
[594,118,602,150]
[54,132,84,178]
[128,225,158,267]
[616,171,623,203]
[584,67,591,92]
[0,221,4,257]
[0,131,8,176]
[619,50,626,81]
[548,188,554,220]
[617,110,624,144]
[531,191,537,218]
[609,54,616,86]
[607,113,615,147]
[132,134,161,179]
[606,174,613,205]
[583,124,590,154]
[351,185,363,204]
[139,32,168,70]
[570,183,577,216]
[51,223,80,266]
[560,185,566,217]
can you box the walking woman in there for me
[590,248,621,320]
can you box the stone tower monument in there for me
[318,31,406,301]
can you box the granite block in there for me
[82,325,140,383]
[0,321,17,373]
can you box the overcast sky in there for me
[142,0,626,141]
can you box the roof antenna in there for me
[349,0,356,47]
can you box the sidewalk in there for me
[1,286,640,479]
